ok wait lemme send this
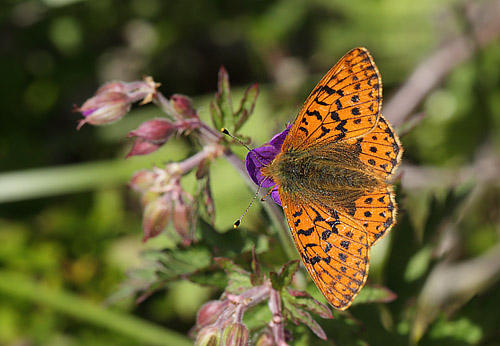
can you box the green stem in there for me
[0,269,192,346]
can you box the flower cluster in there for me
[192,256,333,346]
[130,168,195,243]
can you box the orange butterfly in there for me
[246,47,403,310]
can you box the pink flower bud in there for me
[173,195,194,245]
[128,118,177,144]
[196,300,227,328]
[195,326,222,346]
[142,195,172,241]
[75,90,130,130]
[171,94,197,118]
[96,81,127,94]
[222,322,249,346]
[125,138,163,158]
[129,169,157,193]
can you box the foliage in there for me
[1,0,500,345]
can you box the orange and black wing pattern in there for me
[283,47,382,151]
[281,192,370,310]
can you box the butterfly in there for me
[246,47,403,310]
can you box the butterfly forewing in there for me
[281,192,370,310]
[283,47,382,151]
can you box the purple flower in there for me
[245,125,291,206]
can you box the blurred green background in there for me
[1,0,500,345]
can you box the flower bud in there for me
[75,86,130,129]
[196,300,227,328]
[128,118,177,144]
[255,330,274,346]
[222,322,249,346]
[171,94,197,118]
[173,194,194,245]
[195,326,222,346]
[125,138,163,158]
[129,169,157,193]
[142,195,171,241]
[96,81,127,94]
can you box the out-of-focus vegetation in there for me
[1,0,500,345]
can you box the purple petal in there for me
[246,146,278,188]
[271,187,281,206]
[245,125,291,207]
[269,124,291,150]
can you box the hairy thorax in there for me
[261,142,385,212]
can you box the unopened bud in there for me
[76,91,130,129]
[129,169,157,193]
[96,81,127,94]
[142,195,171,241]
[195,326,222,346]
[171,94,197,118]
[173,195,194,245]
[222,322,249,346]
[196,300,227,328]
[125,138,162,158]
[128,118,177,144]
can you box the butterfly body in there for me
[262,142,384,214]
[247,47,402,309]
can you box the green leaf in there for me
[156,245,213,279]
[234,83,259,132]
[187,268,227,289]
[405,245,432,282]
[250,247,263,286]
[269,271,281,291]
[284,289,333,319]
[278,260,300,288]
[282,298,327,340]
[200,219,269,258]
[210,101,223,130]
[351,284,397,306]
[269,260,300,291]
[428,316,483,345]
[214,257,253,294]
[216,66,234,129]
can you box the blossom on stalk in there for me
[126,118,178,158]
[171,94,197,118]
[75,77,159,130]
[75,84,131,130]
[245,125,291,206]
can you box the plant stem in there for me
[0,269,192,346]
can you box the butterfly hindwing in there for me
[280,191,370,310]
[283,47,382,151]
[350,186,398,246]
[348,115,403,181]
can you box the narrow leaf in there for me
[234,83,259,132]
[278,260,300,288]
[269,271,281,291]
[216,66,234,129]
[283,299,327,340]
[351,284,397,306]
[286,289,333,319]
[210,101,223,130]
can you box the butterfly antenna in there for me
[260,185,276,202]
[221,128,266,166]
[233,182,263,228]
